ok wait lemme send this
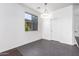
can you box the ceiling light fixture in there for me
[41,3,51,19]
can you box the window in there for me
[24,12,38,31]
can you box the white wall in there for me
[0,3,42,53]
[42,5,73,45]
[42,18,51,40]
[51,5,73,45]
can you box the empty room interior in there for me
[0,3,79,56]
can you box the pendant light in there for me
[41,3,51,19]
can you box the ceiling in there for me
[24,3,71,13]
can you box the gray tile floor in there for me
[17,39,79,56]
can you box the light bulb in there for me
[41,13,52,19]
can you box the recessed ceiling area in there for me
[24,3,72,13]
